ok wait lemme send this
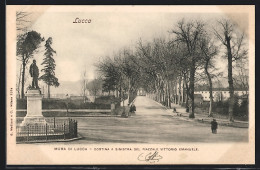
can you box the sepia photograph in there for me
[6,5,255,165]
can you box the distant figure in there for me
[130,104,136,113]
[133,104,136,112]
[29,59,39,89]
[211,119,218,134]
[173,107,177,113]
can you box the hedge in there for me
[16,98,112,110]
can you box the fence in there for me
[16,119,78,142]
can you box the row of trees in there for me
[96,49,141,105]
[97,18,248,122]
[16,12,59,99]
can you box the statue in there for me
[29,59,39,89]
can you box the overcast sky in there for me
[18,6,248,84]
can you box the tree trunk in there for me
[159,91,161,103]
[166,82,169,107]
[48,84,50,99]
[209,97,213,116]
[21,61,26,99]
[162,90,164,104]
[183,73,190,112]
[226,37,235,122]
[167,81,171,108]
[178,76,182,105]
[160,89,163,103]
[205,60,213,117]
[116,89,118,98]
[164,84,167,107]
[173,81,177,104]
[182,80,185,103]
[189,59,195,118]
[119,85,122,102]
[185,93,189,112]
[83,82,86,103]
[127,79,131,104]
[17,64,22,99]
[43,86,45,98]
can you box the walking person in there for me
[211,119,218,134]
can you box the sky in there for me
[30,11,177,81]
[16,6,249,88]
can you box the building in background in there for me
[194,88,249,102]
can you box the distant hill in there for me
[40,79,97,98]
[42,80,82,96]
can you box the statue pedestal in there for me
[21,89,47,126]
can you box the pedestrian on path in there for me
[211,119,218,134]
[129,103,136,115]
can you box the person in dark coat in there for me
[129,104,136,113]
[132,104,136,112]
[29,59,39,88]
[211,119,218,134]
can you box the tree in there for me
[213,19,248,121]
[120,49,142,104]
[198,35,219,117]
[112,52,130,106]
[136,38,180,108]
[17,31,43,98]
[81,66,88,103]
[16,63,23,98]
[173,43,191,109]
[171,19,205,118]
[16,11,31,98]
[16,11,30,33]
[39,37,60,98]
[233,58,249,94]
[86,78,103,99]
[97,57,121,96]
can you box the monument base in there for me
[21,116,47,126]
[20,89,47,126]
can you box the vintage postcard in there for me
[6,5,255,165]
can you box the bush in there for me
[160,101,167,106]
[16,99,27,109]
[69,102,110,109]
[95,95,120,104]
[16,98,111,110]
[42,99,67,109]
[195,98,248,121]
[16,111,110,117]
[233,96,248,120]
[212,101,229,115]
[181,102,187,108]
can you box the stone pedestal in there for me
[21,89,46,126]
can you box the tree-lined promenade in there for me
[16,11,248,123]
[49,96,248,144]
[97,18,248,122]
